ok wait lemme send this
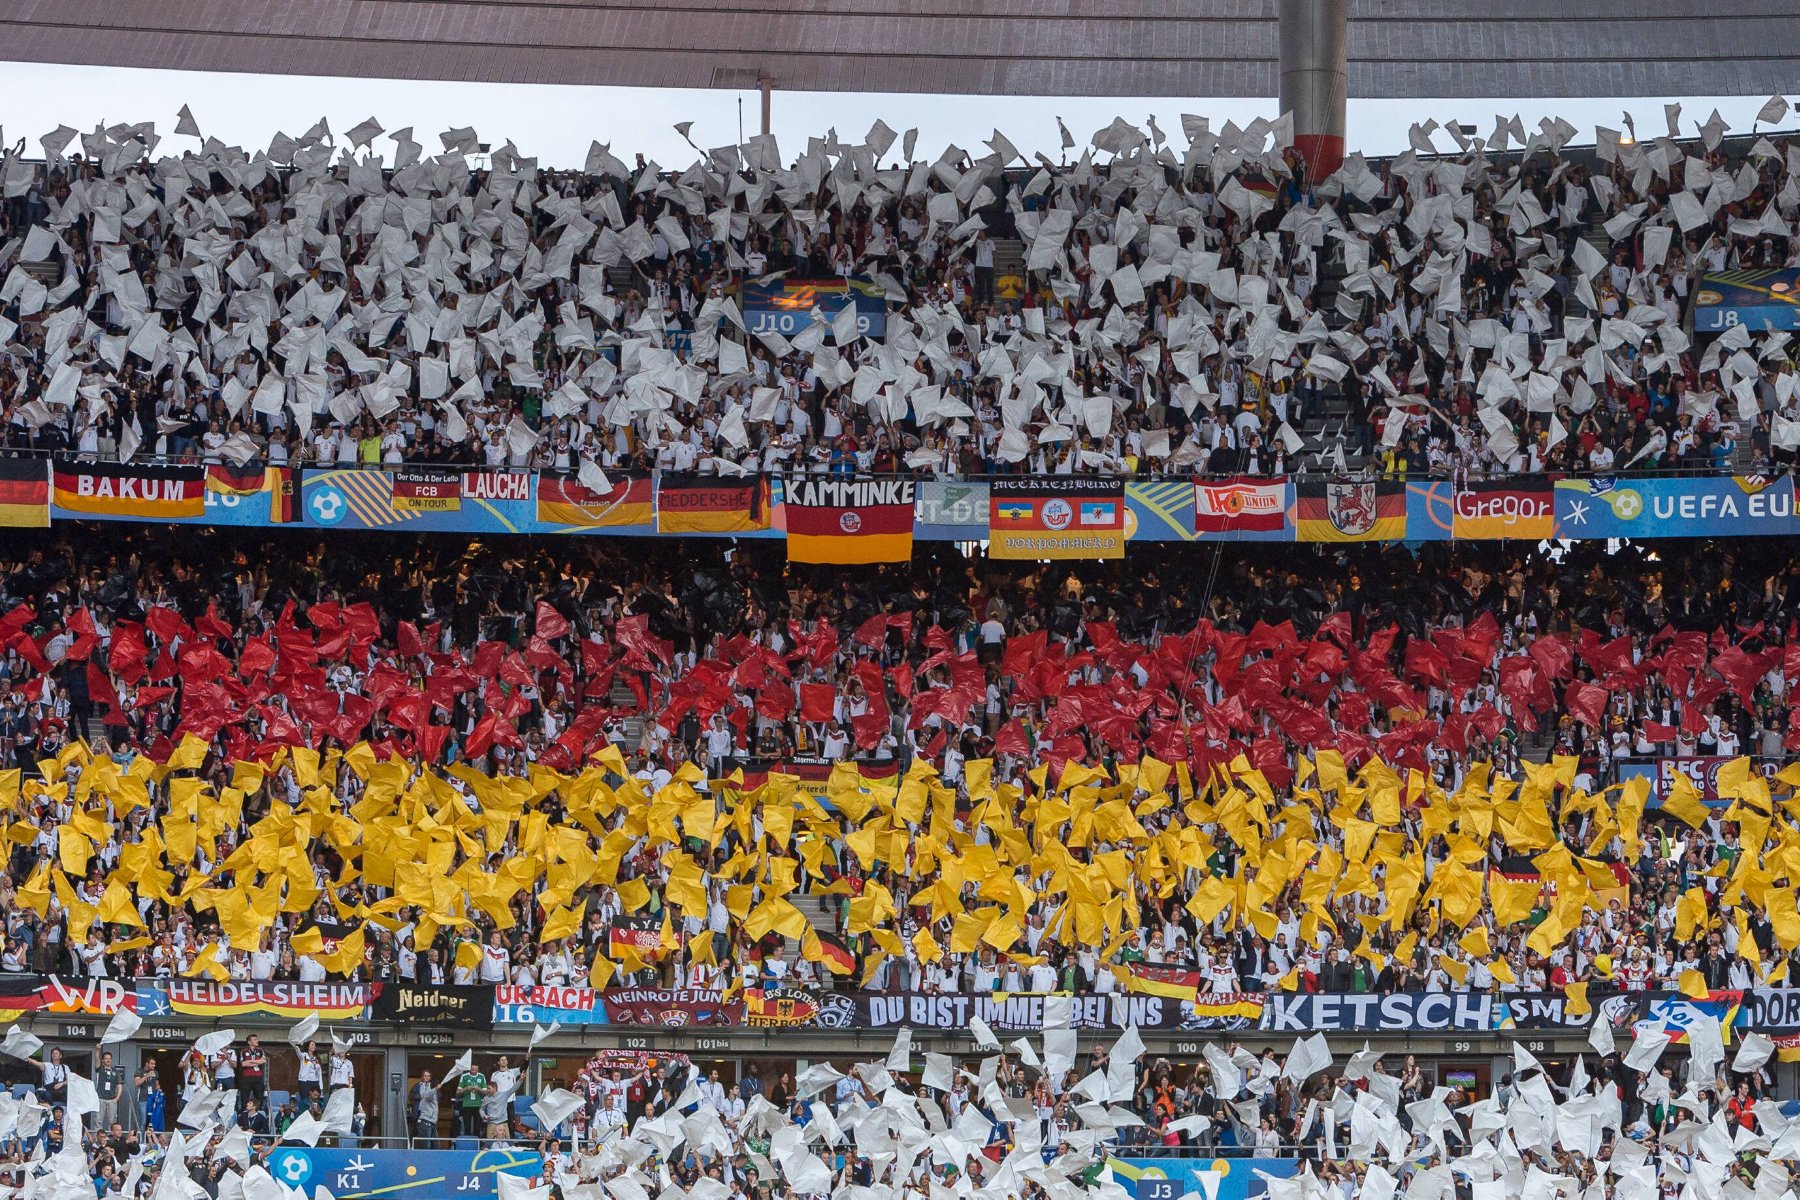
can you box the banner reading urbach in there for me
[988,478,1125,559]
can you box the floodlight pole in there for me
[1278,0,1348,180]
[759,76,773,137]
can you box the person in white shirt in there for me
[479,930,512,983]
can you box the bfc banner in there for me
[1554,475,1800,539]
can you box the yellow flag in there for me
[1563,981,1590,1017]
[1661,772,1709,828]
[1678,968,1710,999]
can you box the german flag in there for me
[656,473,769,534]
[0,460,49,528]
[537,474,653,527]
[52,458,204,520]
[1294,480,1405,542]
[785,478,915,564]
[204,464,267,497]
[268,468,298,523]
[809,930,859,976]
[1122,963,1201,1001]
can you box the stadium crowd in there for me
[0,106,1798,481]
[0,528,1785,1006]
[15,1005,1795,1200]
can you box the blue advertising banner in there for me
[300,467,538,533]
[742,277,888,338]
[263,1148,542,1199]
[1693,269,1800,333]
[914,480,990,541]
[1553,475,1799,539]
[1111,1158,1300,1200]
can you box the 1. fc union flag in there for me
[988,478,1125,559]
[53,458,204,519]
[785,477,915,563]
[537,473,653,527]
[1295,479,1404,542]
[1193,478,1288,533]
[657,473,770,534]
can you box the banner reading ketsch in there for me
[1294,480,1405,542]
[0,459,48,528]
[391,467,463,513]
[1192,478,1290,539]
[371,983,494,1030]
[1554,475,1800,540]
[785,477,916,563]
[53,459,204,521]
[141,980,371,1020]
[656,474,770,534]
[988,478,1125,559]
[599,987,744,1026]
[535,473,653,530]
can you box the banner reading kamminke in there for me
[785,477,915,563]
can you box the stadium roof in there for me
[2,0,1797,99]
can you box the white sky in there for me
[2,62,1798,166]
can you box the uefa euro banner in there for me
[742,277,888,338]
[1693,269,1800,332]
[988,478,1125,559]
[1554,475,1800,539]
[1294,479,1404,542]
[785,477,915,563]
[1192,477,1289,539]
[656,473,771,534]
[53,458,205,521]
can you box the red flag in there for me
[1564,681,1609,728]
[534,602,571,641]
[800,684,837,723]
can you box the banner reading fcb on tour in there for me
[144,980,372,1020]
[1452,481,1554,540]
[391,467,463,513]
[537,473,653,528]
[53,459,205,520]
[785,477,916,563]
[1294,480,1405,542]
[988,478,1125,560]
[656,474,770,534]
[1193,478,1289,536]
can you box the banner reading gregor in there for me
[988,478,1125,559]
[785,477,915,563]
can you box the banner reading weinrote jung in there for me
[785,477,916,563]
